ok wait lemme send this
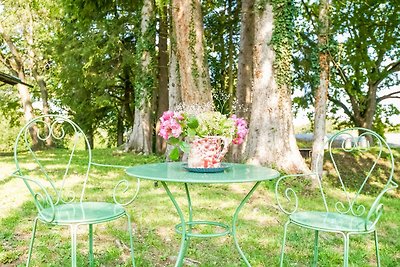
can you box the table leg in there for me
[232,181,261,267]
[161,181,189,267]
[184,183,193,255]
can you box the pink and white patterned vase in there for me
[187,136,231,168]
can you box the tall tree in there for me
[25,1,54,146]
[125,0,156,153]
[294,0,400,133]
[0,12,40,146]
[155,5,169,154]
[54,0,139,148]
[232,0,255,162]
[245,0,308,173]
[172,0,213,106]
[236,0,255,120]
[203,0,240,113]
[329,0,400,131]
[311,0,330,176]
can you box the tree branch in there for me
[374,60,400,87]
[301,0,318,30]
[0,22,23,72]
[386,60,400,74]
[328,94,354,120]
[377,90,400,103]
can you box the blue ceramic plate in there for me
[182,163,231,173]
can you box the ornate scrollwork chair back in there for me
[13,115,136,267]
[14,116,91,215]
[320,128,397,228]
[275,127,398,267]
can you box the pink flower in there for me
[231,115,248,145]
[161,111,174,122]
[159,111,184,140]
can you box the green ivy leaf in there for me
[169,147,180,161]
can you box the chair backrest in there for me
[14,115,92,214]
[317,127,397,227]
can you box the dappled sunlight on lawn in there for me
[0,148,399,266]
[0,177,31,219]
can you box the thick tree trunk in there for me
[232,0,255,162]
[125,0,155,154]
[245,2,309,173]
[155,5,169,154]
[311,0,330,178]
[172,0,212,106]
[236,0,254,120]
[227,0,234,109]
[126,107,152,153]
[168,39,182,110]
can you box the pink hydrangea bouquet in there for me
[158,111,248,161]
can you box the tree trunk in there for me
[126,107,152,153]
[227,0,234,109]
[311,0,330,179]
[86,125,94,150]
[26,6,53,147]
[117,109,124,146]
[232,0,255,162]
[125,0,155,154]
[172,0,212,106]
[0,23,39,146]
[168,35,182,111]
[155,5,169,154]
[32,69,54,147]
[245,2,309,173]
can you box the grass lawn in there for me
[0,148,399,266]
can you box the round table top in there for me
[125,162,280,184]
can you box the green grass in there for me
[0,148,399,266]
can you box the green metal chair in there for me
[275,128,398,267]
[13,115,139,266]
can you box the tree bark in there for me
[311,0,330,178]
[125,0,155,154]
[172,0,212,106]
[168,34,182,111]
[232,0,255,162]
[155,5,169,154]
[245,2,309,173]
[227,0,234,109]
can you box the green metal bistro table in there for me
[125,162,280,266]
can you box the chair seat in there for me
[40,202,125,224]
[290,211,373,232]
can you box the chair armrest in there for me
[11,171,55,223]
[366,180,398,231]
[275,172,320,215]
[90,162,140,206]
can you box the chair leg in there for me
[70,224,78,267]
[342,233,350,267]
[126,214,135,267]
[279,221,291,267]
[26,217,39,267]
[89,224,94,267]
[374,230,381,267]
[312,230,319,267]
